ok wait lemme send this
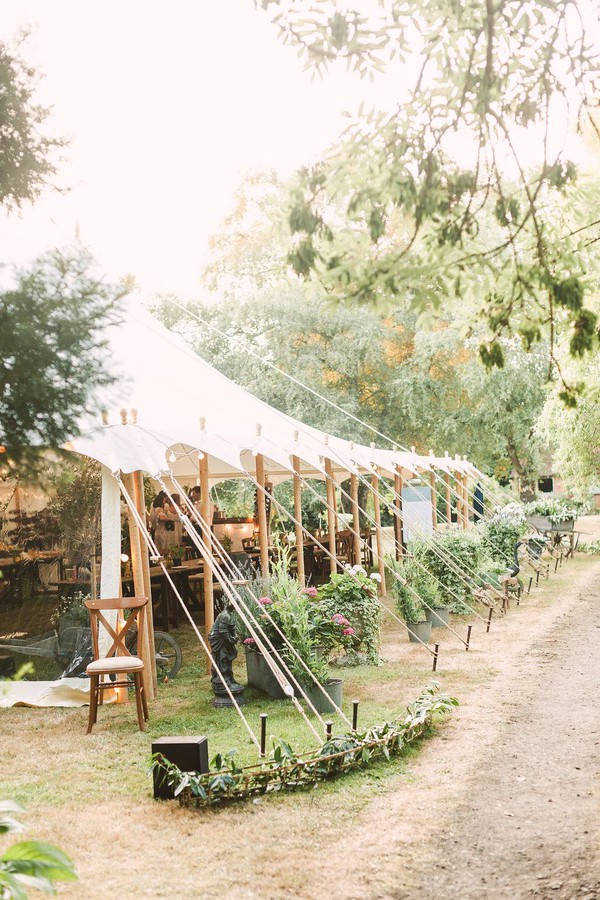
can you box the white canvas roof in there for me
[69,303,471,483]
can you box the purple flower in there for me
[258,596,273,605]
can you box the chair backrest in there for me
[85,596,148,661]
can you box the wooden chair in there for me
[336,531,354,569]
[84,596,149,734]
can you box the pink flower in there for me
[332,614,345,625]
[258,596,273,605]
[302,587,318,598]
[343,627,355,636]
[243,637,256,645]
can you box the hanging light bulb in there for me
[120,553,129,563]
[197,450,205,460]
[168,451,177,463]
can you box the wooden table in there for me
[123,558,219,631]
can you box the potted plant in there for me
[388,557,432,644]
[524,498,584,532]
[170,545,186,567]
[316,566,381,664]
[240,551,344,713]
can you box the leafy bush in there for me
[411,527,482,613]
[478,505,528,564]
[317,566,381,664]
[387,555,439,623]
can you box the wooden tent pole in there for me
[370,473,386,595]
[255,453,269,576]
[122,472,157,699]
[429,471,438,531]
[350,473,361,567]
[460,472,468,529]
[292,455,305,587]
[324,458,338,575]
[444,471,452,525]
[132,470,157,696]
[463,472,471,528]
[199,453,214,674]
[393,469,404,559]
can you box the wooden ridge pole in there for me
[370,473,386,595]
[393,468,404,559]
[123,472,157,700]
[255,453,269,576]
[350,473,361,567]
[199,452,214,674]
[133,470,157,697]
[292,455,305,587]
[324,458,338,575]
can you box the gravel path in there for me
[413,572,600,899]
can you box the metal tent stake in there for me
[486,607,493,633]
[325,720,333,741]
[432,643,440,672]
[352,700,359,732]
[465,624,473,651]
[259,713,268,759]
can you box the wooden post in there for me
[255,453,269,576]
[199,452,214,674]
[393,469,404,559]
[292,456,305,587]
[123,473,157,699]
[350,473,362,567]
[133,470,157,696]
[462,473,470,528]
[458,472,467,529]
[370,474,386,595]
[463,468,472,526]
[444,471,452,525]
[429,471,438,531]
[324,458,338,575]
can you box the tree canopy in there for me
[258,1,600,401]
[0,38,124,475]
[155,171,548,486]
[0,249,124,474]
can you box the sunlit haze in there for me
[0,1,404,297]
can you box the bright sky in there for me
[0,1,401,297]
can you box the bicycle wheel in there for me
[153,631,182,679]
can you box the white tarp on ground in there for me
[67,302,473,483]
[0,677,117,708]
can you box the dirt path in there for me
[302,557,600,900]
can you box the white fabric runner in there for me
[0,677,117,708]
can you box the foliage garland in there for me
[150,684,458,808]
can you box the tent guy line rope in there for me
[157,298,512,505]
[116,475,263,749]
[161,475,352,730]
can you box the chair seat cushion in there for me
[86,656,144,674]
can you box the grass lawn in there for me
[0,550,595,898]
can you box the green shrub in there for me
[387,556,438,623]
[411,527,482,613]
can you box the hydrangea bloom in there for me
[302,587,318,598]
[343,627,355,636]
[370,572,382,583]
[258,596,273,605]
[243,637,256,645]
